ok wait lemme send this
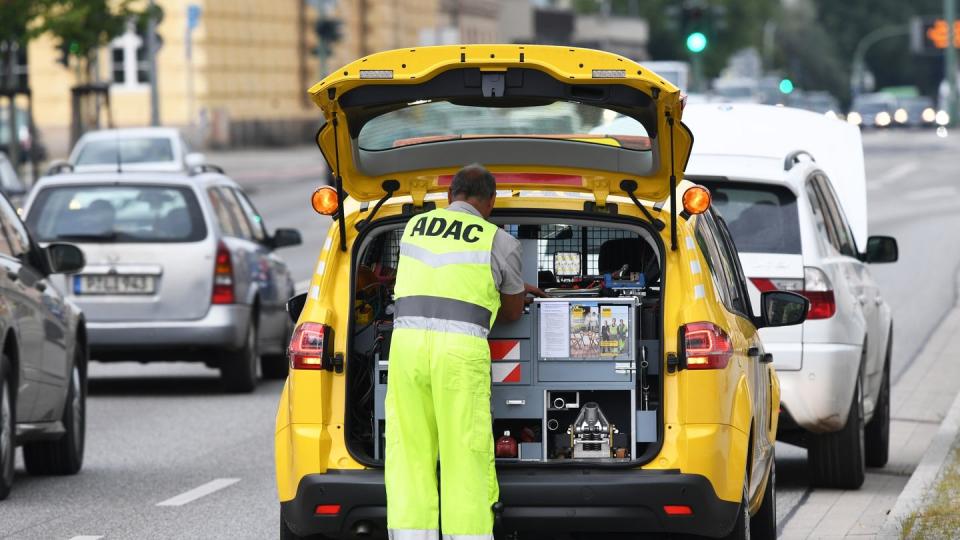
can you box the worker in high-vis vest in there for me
[385,164,543,540]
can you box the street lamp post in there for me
[146,0,160,126]
[850,24,909,100]
[946,0,958,126]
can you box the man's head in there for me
[448,163,496,218]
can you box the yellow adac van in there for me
[275,45,809,540]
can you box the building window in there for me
[110,21,149,88]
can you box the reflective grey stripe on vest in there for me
[399,242,492,268]
[443,535,494,540]
[394,295,492,329]
[394,316,489,339]
[388,529,439,540]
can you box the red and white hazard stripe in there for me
[489,340,522,383]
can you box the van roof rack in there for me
[784,150,815,171]
[45,162,74,176]
[188,163,225,176]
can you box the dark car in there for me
[0,192,87,500]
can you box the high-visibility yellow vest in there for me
[392,207,500,339]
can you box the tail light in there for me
[682,322,733,370]
[289,322,333,370]
[749,266,835,320]
[212,242,235,304]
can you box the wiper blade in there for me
[54,232,119,241]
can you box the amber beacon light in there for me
[311,186,340,215]
[682,185,712,215]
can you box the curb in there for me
[879,272,960,538]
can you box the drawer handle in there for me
[505,399,526,406]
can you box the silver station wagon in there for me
[22,166,301,392]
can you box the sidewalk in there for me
[204,145,328,187]
[778,272,960,538]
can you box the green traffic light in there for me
[779,78,794,94]
[686,32,707,53]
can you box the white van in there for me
[683,103,898,489]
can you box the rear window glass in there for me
[26,184,206,243]
[75,138,175,165]
[358,101,650,151]
[701,182,801,255]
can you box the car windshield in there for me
[700,182,801,254]
[357,100,650,151]
[75,137,175,165]
[26,184,206,243]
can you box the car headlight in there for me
[936,110,950,126]
[894,108,908,124]
[923,107,936,122]
[847,111,862,125]
[825,110,838,119]
[875,111,892,127]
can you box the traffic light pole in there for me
[946,0,958,126]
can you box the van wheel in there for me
[221,318,259,393]
[722,474,751,539]
[23,360,85,476]
[808,373,865,489]
[866,337,891,468]
[261,316,292,380]
[750,452,776,539]
[0,354,15,500]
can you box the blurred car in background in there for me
[0,189,87,500]
[847,93,897,128]
[790,91,842,116]
[0,152,28,210]
[66,127,206,173]
[22,166,302,393]
[892,96,938,128]
[0,107,46,165]
[685,103,898,489]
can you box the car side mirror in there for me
[45,243,85,275]
[863,235,898,263]
[287,292,307,323]
[758,291,809,328]
[184,152,207,168]
[270,228,302,250]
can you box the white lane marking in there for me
[295,279,311,292]
[69,537,104,540]
[156,478,240,507]
[905,186,958,201]
[875,162,918,185]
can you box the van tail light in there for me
[212,242,235,304]
[749,266,835,320]
[289,322,333,370]
[682,322,733,370]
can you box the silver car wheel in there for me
[0,378,12,483]
[70,366,83,455]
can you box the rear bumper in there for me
[778,342,861,434]
[281,468,739,539]
[88,305,251,357]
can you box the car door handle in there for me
[505,399,526,406]
[748,347,761,358]
[6,269,17,282]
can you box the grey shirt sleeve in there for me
[491,229,525,295]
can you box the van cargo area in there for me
[347,215,664,466]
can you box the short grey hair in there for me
[449,163,496,200]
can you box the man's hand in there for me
[524,283,547,304]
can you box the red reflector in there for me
[315,504,341,515]
[664,504,693,515]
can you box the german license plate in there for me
[75,274,156,295]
